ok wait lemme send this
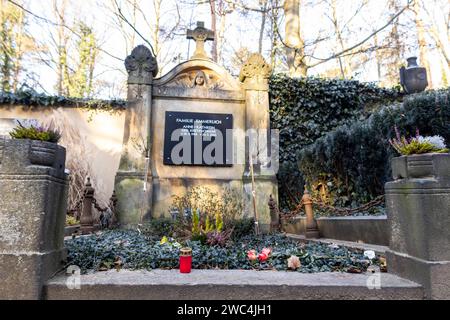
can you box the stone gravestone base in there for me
[386,153,450,300]
[115,172,152,226]
[0,139,68,299]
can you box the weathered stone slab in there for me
[44,269,423,300]
[115,172,152,225]
[386,250,449,300]
[0,139,68,299]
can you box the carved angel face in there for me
[195,73,205,85]
[193,71,208,87]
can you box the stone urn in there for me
[399,57,428,94]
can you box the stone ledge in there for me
[1,249,67,299]
[153,86,245,102]
[44,269,423,300]
[282,216,389,246]
[386,250,450,300]
[285,233,389,254]
[64,225,81,237]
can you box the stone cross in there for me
[187,21,215,59]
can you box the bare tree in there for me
[258,0,268,54]
[1,0,38,92]
[419,0,450,86]
[111,0,183,74]
[53,0,69,95]
[209,0,218,61]
[207,0,235,64]
[283,0,306,76]
[269,0,281,69]
[413,0,433,87]
[282,0,413,77]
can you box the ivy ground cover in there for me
[66,230,383,274]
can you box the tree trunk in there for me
[217,4,227,64]
[439,57,449,87]
[54,0,69,96]
[331,0,349,78]
[414,0,433,87]
[284,0,307,76]
[130,0,137,50]
[152,0,161,60]
[1,0,12,92]
[12,7,24,92]
[374,33,382,81]
[384,0,403,86]
[258,1,268,54]
[210,0,218,62]
[270,0,280,69]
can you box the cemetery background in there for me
[0,0,449,300]
[1,0,449,213]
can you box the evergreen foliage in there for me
[297,89,450,206]
[269,75,402,209]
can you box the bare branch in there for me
[308,0,412,68]
[112,0,156,56]
[6,0,123,61]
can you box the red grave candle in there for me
[179,247,192,273]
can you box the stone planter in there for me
[0,138,68,299]
[386,153,450,299]
[391,153,450,180]
[0,138,66,175]
[29,140,59,167]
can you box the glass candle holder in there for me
[179,247,192,273]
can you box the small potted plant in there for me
[389,127,449,179]
[9,121,63,167]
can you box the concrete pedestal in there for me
[386,153,450,300]
[0,139,68,299]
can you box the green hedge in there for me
[297,89,450,207]
[0,89,126,109]
[269,75,402,209]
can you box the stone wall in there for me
[282,216,389,246]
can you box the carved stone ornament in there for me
[165,69,225,90]
[125,45,158,85]
[187,21,215,59]
[192,71,207,87]
[239,53,272,84]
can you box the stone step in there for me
[45,269,424,300]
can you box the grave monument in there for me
[114,22,278,232]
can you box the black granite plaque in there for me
[163,111,233,166]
